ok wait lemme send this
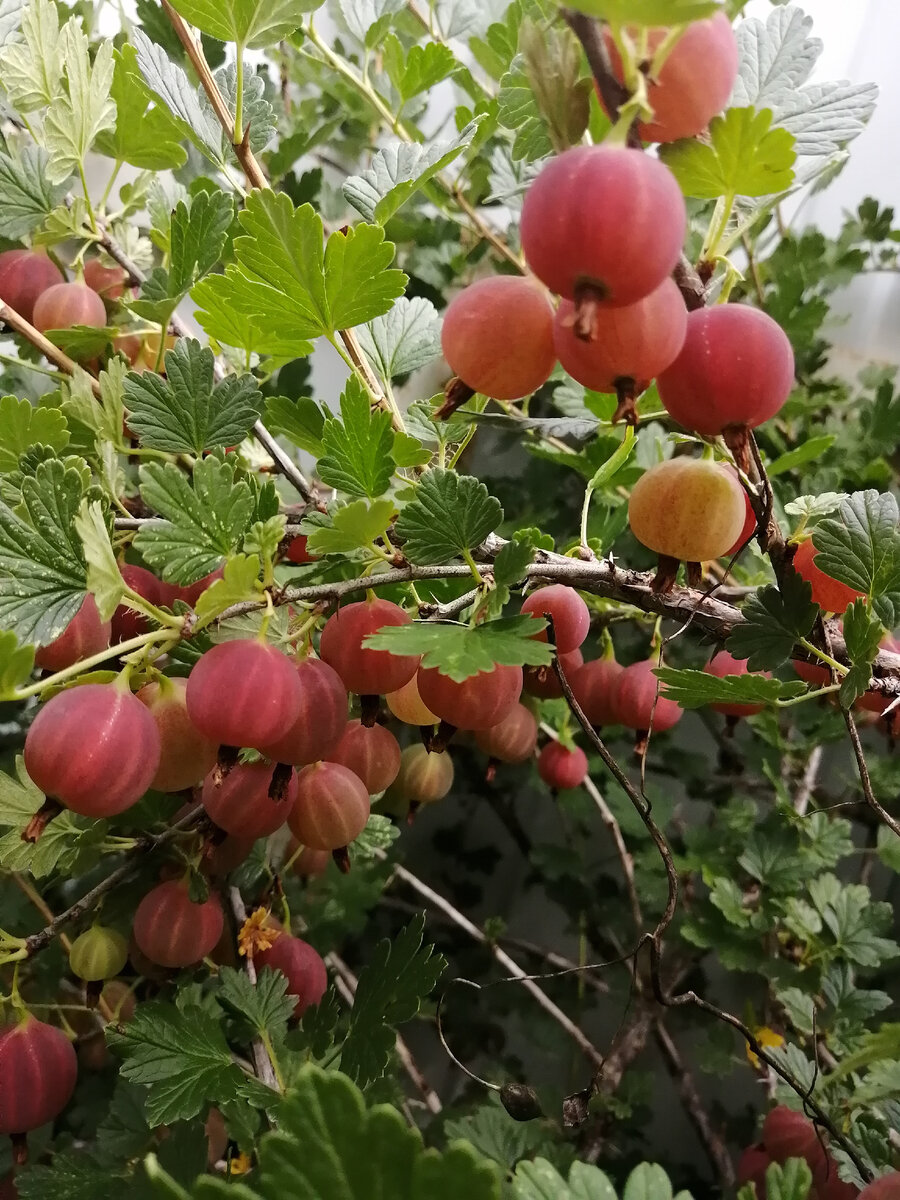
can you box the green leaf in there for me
[291,988,342,1060]
[14,1152,126,1200]
[74,499,124,622]
[340,913,446,1086]
[839,599,884,707]
[339,0,405,47]
[0,631,35,700]
[0,458,88,645]
[43,20,117,185]
[123,340,262,454]
[876,824,900,873]
[383,35,457,101]
[561,0,718,22]
[365,615,553,682]
[0,0,64,113]
[191,273,314,359]
[726,572,819,671]
[131,28,225,164]
[513,1158,617,1199]
[588,425,636,491]
[0,145,73,238]
[733,6,878,159]
[107,1000,276,1126]
[94,46,188,170]
[392,431,430,468]
[0,395,69,472]
[343,120,481,224]
[812,491,900,626]
[652,668,804,710]
[767,436,836,478]
[221,191,406,345]
[165,0,318,49]
[660,107,796,200]
[217,965,296,1044]
[304,499,397,556]
[485,529,542,617]
[498,59,552,162]
[763,1158,814,1200]
[395,469,502,564]
[193,554,262,621]
[356,297,442,382]
[785,493,849,523]
[318,377,396,499]
[263,395,325,456]
[148,1065,500,1199]
[500,21,590,162]
[133,455,255,585]
[0,758,106,877]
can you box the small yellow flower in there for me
[227,1152,253,1176]
[237,908,281,958]
[747,1026,784,1068]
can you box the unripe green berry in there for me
[69,924,129,982]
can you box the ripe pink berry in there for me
[34,595,110,672]
[186,640,303,750]
[0,1015,77,1136]
[132,879,224,968]
[255,934,328,1017]
[537,741,588,791]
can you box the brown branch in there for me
[326,951,443,1114]
[228,886,282,1092]
[552,647,875,1182]
[654,1022,736,1189]
[794,745,824,816]
[560,10,642,150]
[161,1,395,429]
[23,804,204,956]
[382,857,606,1070]
[842,707,900,838]
[0,300,102,397]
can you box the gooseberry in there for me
[34,595,110,672]
[320,599,419,696]
[202,759,297,839]
[132,878,224,968]
[186,639,303,750]
[520,584,591,653]
[330,720,402,793]
[256,657,348,766]
[537,741,588,790]
[0,1015,77,1138]
[288,761,370,851]
[0,248,64,323]
[255,933,328,1017]
[417,663,523,731]
[137,676,218,792]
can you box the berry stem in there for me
[16,627,182,700]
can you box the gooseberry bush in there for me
[0,1,899,1198]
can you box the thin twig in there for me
[0,300,102,396]
[228,886,282,1093]
[582,775,643,933]
[654,1022,736,1189]
[23,804,204,956]
[382,857,605,1070]
[794,745,823,816]
[552,647,874,1181]
[161,1,395,428]
[326,952,443,1114]
[842,708,900,838]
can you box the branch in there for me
[382,856,606,1071]
[161,1,396,430]
[794,745,823,816]
[326,951,443,1114]
[560,10,641,149]
[0,299,102,397]
[23,804,204,956]
[552,647,875,1182]
[654,1022,736,1189]
[842,707,900,838]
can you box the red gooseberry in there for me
[520,584,591,654]
[132,878,224,968]
[601,14,739,143]
[255,934,328,1017]
[570,657,624,726]
[288,761,370,851]
[320,599,419,695]
[704,650,771,718]
[202,760,297,839]
[417,663,523,731]
[523,648,583,700]
[287,841,331,879]
[285,535,317,564]
[520,145,686,310]
[0,248,64,323]
[34,595,111,672]
[537,741,588,791]
[860,1173,900,1198]
[793,539,865,615]
[475,703,538,764]
[186,639,303,750]
[0,1015,77,1137]
[24,682,161,817]
[441,276,556,400]
[616,660,682,733]
[83,258,130,302]
[112,564,165,644]
[330,721,402,793]
[256,657,348,766]
[137,676,218,792]
[657,306,795,436]
[32,281,107,339]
